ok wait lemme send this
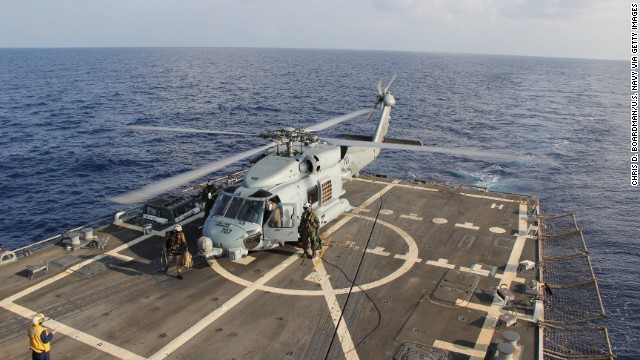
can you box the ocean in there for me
[0,48,635,357]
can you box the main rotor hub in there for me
[260,128,319,156]
[260,128,318,144]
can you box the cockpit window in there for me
[239,200,264,224]
[211,193,265,225]
[224,197,245,219]
[211,193,231,216]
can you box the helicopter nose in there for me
[203,220,244,249]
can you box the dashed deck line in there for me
[461,193,522,203]
[468,203,529,360]
[352,177,439,192]
[400,213,423,221]
[425,258,456,269]
[455,222,480,230]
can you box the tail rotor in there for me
[365,73,397,122]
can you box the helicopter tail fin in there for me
[370,92,395,143]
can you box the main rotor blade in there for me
[128,125,257,137]
[376,79,383,96]
[320,138,528,162]
[305,109,371,132]
[108,142,277,204]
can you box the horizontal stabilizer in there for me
[343,134,423,146]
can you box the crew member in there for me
[28,312,56,360]
[163,224,188,279]
[265,200,282,227]
[201,181,218,218]
[299,203,320,258]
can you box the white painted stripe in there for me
[0,215,207,359]
[314,261,360,360]
[433,340,486,358]
[2,301,144,360]
[107,253,135,262]
[357,183,396,209]
[148,254,300,360]
[425,258,455,269]
[393,254,422,263]
[461,193,520,203]
[455,222,480,230]
[115,222,144,232]
[400,214,423,221]
[353,177,439,192]
[365,247,390,256]
[456,300,491,313]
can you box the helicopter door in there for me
[262,203,298,244]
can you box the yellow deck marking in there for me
[312,236,333,272]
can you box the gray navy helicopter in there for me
[110,76,519,258]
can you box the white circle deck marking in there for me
[489,227,506,234]
[379,209,394,215]
[210,213,418,296]
[433,218,448,224]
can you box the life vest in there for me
[301,211,319,234]
[165,231,185,254]
[28,324,50,353]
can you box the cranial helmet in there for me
[207,180,214,186]
[174,224,182,232]
[304,202,311,209]
[32,313,44,325]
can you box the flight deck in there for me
[0,174,608,359]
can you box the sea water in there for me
[0,48,635,357]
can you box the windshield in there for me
[211,193,232,217]
[211,193,265,225]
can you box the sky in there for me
[0,0,630,60]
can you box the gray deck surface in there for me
[0,175,540,360]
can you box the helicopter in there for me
[110,76,522,258]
